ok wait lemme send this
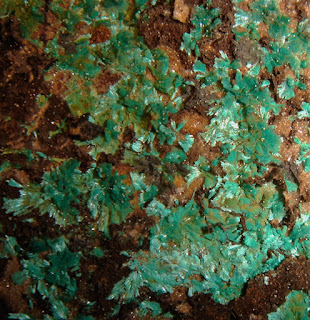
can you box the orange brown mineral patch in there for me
[90,25,112,44]
[93,69,122,95]
[173,0,190,23]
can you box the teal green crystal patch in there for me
[4,160,133,235]
[268,291,310,320]
[11,237,81,320]
[181,1,221,56]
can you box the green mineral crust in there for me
[1,0,310,318]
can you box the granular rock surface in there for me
[1,0,310,319]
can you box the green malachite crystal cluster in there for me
[1,0,310,318]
